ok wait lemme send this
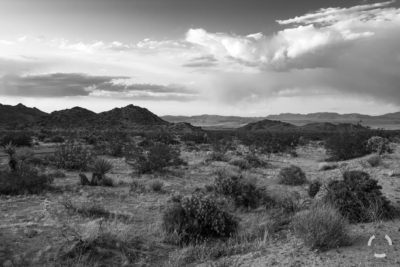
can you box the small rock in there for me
[3,260,13,267]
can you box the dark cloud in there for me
[0,73,197,101]
[182,55,218,68]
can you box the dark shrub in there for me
[0,132,32,147]
[162,192,239,244]
[228,158,250,170]
[0,165,53,195]
[245,153,268,168]
[367,136,392,155]
[277,165,308,186]
[308,180,322,198]
[125,142,185,174]
[325,129,372,161]
[214,171,269,209]
[324,170,395,223]
[38,134,47,141]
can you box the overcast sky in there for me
[0,0,399,116]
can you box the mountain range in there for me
[2,103,400,131]
[162,112,400,129]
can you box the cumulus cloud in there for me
[185,1,400,71]
[0,73,197,101]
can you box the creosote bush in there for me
[291,201,352,250]
[277,165,307,186]
[365,154,382,167]
[323,170,395,223]
[52,139,93,171]
[308,180,322,198]
[213,170,270,209]
[125,142,185,174]
[162,192,239,244]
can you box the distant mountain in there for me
[0,103,48,125]
[299,122,365,131]
[163,111,400,129]
[238,119,297,131]
[162,115,264,128]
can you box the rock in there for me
[2,260,13,267]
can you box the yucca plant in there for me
[15,147,34,164]
[2,142,18,171]
[89,157,114,186]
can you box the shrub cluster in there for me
[162,192,239,244]
[323,170,394,223]
[0,165,53,195]
[277,165,308,186]
[125,142,185,174]
[0,132,32,147]
[308,180,322,198]
[325,129,372,161]
[228,158,250,170]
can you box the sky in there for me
[0,0,400,116]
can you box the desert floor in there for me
[1,141,400,267]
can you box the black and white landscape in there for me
[1,1,400,266]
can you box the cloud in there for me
[0,40,14,45]
[0,73,197,101]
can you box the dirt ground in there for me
[1,142,400,267]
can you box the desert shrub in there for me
[367,136,392,155]
[318,162,338,171]
[291,201,352,250]
[366,154,382,167]
[149,179,164,192]
[323,170,395,223]
[244,153,268,168]
[207,152,228,162]
[308,180,322,198]
[0,165,53,195]
[51,135,65,143]
[228,158,250,170]
[213,170,269,209]
[37,134,47,141]
[162,192,239,244]
[277,165,307,186]
[52,139,93,171]
[43,138,52,143]
[125,142,185,174]
[325,129,372,161]
[129,179,147,193]
[0,132,32,147]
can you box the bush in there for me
[0,132,32,147]
[323,170,395,223]
[277,165,307,186]
[0,165,54,195]
[318,162,338,171]
[245,153,268,168]
[291,201,352,250]
[46,169,66,178]
[149,179,164,192]
[125,142,185,174]
[90,157,114,175]
[228,158,250,170]
[52,139,93,171]
[162,192,239,244]
[366,154,382,167]
[214,170,269,209]
[367,136,392,155]
[325,129,372,161]
[51,135,65,143]
[308,180,322,198]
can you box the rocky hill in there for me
[0,103,48,125]
[36,107,97,128]
[237,119,297,131]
